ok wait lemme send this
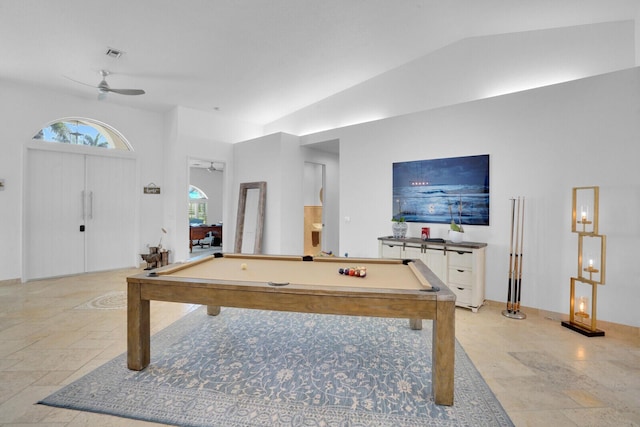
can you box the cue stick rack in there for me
[503,197,526,319]
[562,186,606,337]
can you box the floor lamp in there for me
[561,186,606,337]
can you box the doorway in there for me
[303,162,325,255]
[188,158,225,255]
[25,148,136,280]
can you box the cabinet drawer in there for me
[380,244,402,259]
[448,251,472,268]
[451,285,471,305]
[448,268,472,286]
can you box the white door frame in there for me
[23,140,138,281]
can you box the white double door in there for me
[25,148,136,280]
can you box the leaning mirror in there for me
[234,181,266,254]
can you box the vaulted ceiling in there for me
[1,0,638,126]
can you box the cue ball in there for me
[241,263,248,270]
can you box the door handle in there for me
[81,190,85,220]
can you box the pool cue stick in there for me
[511,197,522,313]
[515,197,525,312]
[506,198,516,312]
[511,197,520,313]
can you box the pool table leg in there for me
[127,281,150,370]
[207,305,221,316]
[409,318,422,330]
[432,300,455,406]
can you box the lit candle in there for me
[576,296,589,322]
[589,258,594,268]
[580,205,588,222]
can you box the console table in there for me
[378,236,487,312]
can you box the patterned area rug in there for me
[40,307,513,426]
[74,291,126,310]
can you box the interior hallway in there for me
[0,268,638,426]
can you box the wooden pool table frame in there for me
[127,254,456,405]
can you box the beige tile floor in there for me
[0,268,638,426]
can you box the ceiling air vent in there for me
[105,48,123,59]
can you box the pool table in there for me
[127,253,456,405]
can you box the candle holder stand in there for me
[561,186,606,337]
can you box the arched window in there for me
[189,185,208,224]
[189,185,208,200]
[33,117,133,151]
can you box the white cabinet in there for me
[379,240,402,259]
[423,247,448,285]
[447,248,485,312]
[378,237,486,312]
[383,242,448,280]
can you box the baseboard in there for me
[0,278,21,286]
[484,299,639,340]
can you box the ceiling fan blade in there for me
[66,71,145,97]
[106,88,146,96]
[207,162,222,172]
[63,75,98,89]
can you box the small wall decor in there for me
[144,183,161,194]
[562,186,606,337]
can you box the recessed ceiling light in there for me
[105,48,123,59]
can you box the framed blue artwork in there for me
[392,154,490,225]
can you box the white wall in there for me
[231,133,304,255]
[301,67,640,327]
[303,163,323,206]
[230,133,343,257]
[161,106,260,263]
[267,20,635,136]
[0,79,167,281]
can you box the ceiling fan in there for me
[207,162,222,172]
[66,70,145,100]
